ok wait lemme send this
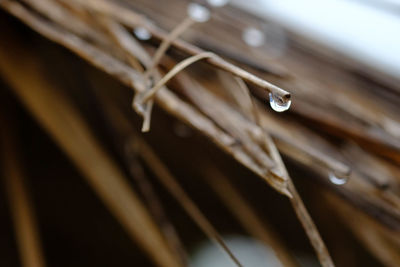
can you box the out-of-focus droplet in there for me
[329,171,349,185]
[207,0,229,7]
[133,26,152,40]
[242,27,265,47]
[187,3,210,23]
[173,122,192,138]
[269,92,291,112]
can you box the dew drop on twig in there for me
[269,92,291,112]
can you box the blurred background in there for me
[0,0,399,266]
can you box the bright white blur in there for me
[190,235,283,267]
[231,0,400,79]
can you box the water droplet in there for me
[269,93,291,112]
[242,27,265,47]
[133,26,152,40]
[207,0,229,7]
[187,3,210,23]
[329,172,349,185]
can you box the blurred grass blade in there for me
[0,30,182,267]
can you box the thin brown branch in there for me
[265,136,335,267]
[138,52,216,104]
[143,16,195,79]
[58,0,291,101]
[175,72,289,195]
[0,1,278,197]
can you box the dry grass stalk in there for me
[216,71,335,266]
[128,0,400,163]
[0,1,289,198]
[133,52,217,132]
[175,73,287,192]
[58,0,292,100]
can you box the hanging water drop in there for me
[133,26,152,40]
[207,0,229,7]
[269,92,291,112]
[242,27,265,47]
[328,171,349,185]
[187,3,210,23]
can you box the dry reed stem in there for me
[138,52,217,104]
[100,18,144,71]
[273,136,352,179]
[217,71,352,181]
[0,0,287,198]
[7,1,289,195]
[58,0,291,100]
[253,116,400,228]
[143,16,195,79]
[67,0,400,163]
[22,0,111,49]
[1,117,46,267]
[32,0,294,197]
[218,71,342,267]
[265,138,335,267]
[229,77,351,179]
[96,16,154,132]
[217,71,257,122]
[0,27,182,267]
[175,73,288,194]
[234,77,262,125]
[138,15,197,132]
